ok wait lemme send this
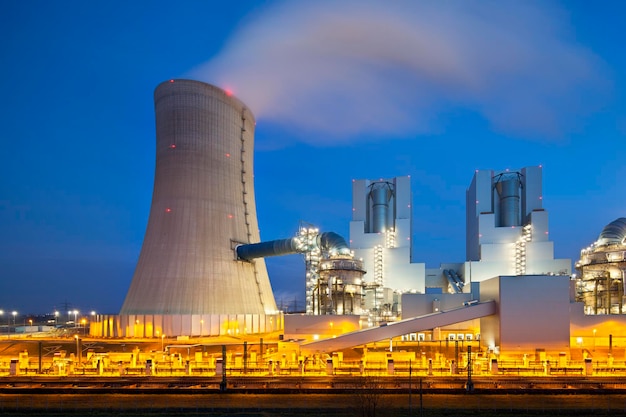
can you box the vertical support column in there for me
[38,342,42,374]
[243,341,248,375]
[220,345,227,392]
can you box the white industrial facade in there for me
[463,166,570,282]
[349,176,425,319]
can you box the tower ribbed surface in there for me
[120,79,277,316]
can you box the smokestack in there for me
[119,79,278,337]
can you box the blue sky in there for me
[1,1,625,314]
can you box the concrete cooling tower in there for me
[95,79,280,338]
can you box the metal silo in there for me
[494,173,521,227]
[119,79,278,337]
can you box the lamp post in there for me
[593,328,597,351]
[73,310,79,327]
[0,310,3,337]
[162,334,165,352]
[28,319,33,333]
[54,311,59,327]
[11,311,17,338]
[75,334,81,364]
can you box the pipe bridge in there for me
[301,300,496,354]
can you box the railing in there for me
[4,358,626,378]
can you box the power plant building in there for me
[349,177,426,320]
[576,217,626,314]
[463,167,571,281]
[88,79,626,363]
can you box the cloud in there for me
[191,0,608,144]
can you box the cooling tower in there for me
[118,79,279,337]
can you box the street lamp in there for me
[28,319,33,333]
[11,311,17,338]
[593,328,597,351]
[75,334,81,363]
[54,311,59,327]
[73,310,79,326]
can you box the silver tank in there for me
[495,176,521,227]
[369,182,392,233]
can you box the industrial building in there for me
[575,217,626,314]
[89,79,626,364]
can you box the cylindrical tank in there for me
[370,182,392,233]
[120,80,277,333]
[317,257,366,315]
[495,176,520,227]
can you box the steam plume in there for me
[191,1,607,144]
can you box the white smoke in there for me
[191,0,608,144]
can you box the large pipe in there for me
[236,238,300,260]
[317,232,351,256]
[236,232,351,261]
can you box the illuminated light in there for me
[352,208,355,211]
[476,200,479,204]
[227,214,233,219]
[169,79,174,83]
[479,234,482,237]
[545,231,549,234]
[165,208,172,213]
[225,89,233,96]
[539,164,542,168]
[169,144,176,149]
[539,196,543,200]
[225,153,231,157]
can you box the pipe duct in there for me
[236,232,351,260]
